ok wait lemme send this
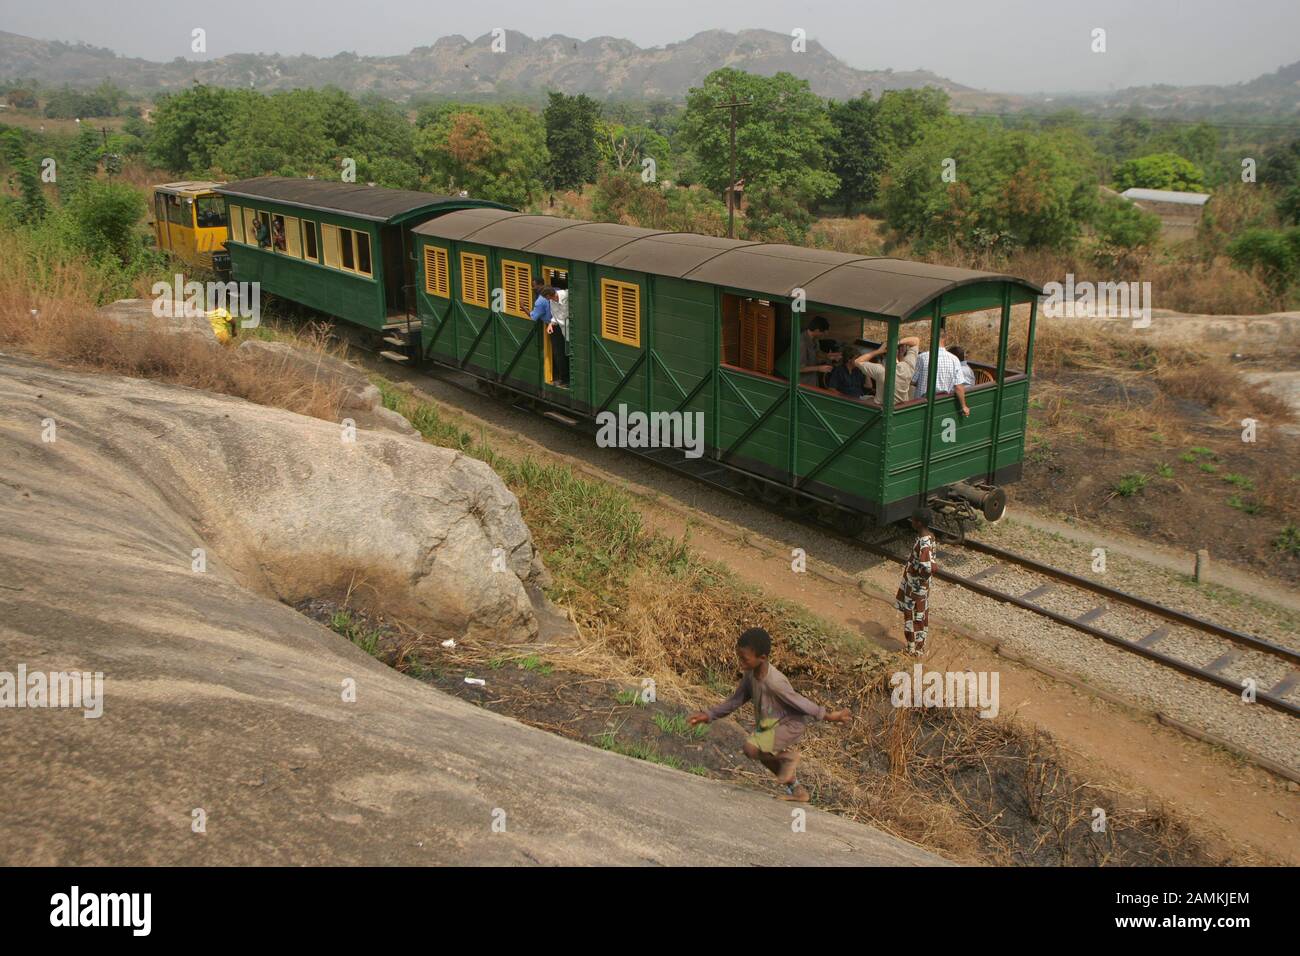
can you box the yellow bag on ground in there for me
[206,308,235,344]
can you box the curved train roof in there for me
[413,209,1041,319]
[215,177,511,224]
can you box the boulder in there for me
[237,339,381,411]
[0,352,545,643]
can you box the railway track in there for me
[359,343,1300,720]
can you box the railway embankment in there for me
[0,350,938,865]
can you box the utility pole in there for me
[712,97,752,238]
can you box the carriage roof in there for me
[413,209,1041,320]
[215,177,509,224]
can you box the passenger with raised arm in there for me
[859,335,921,406]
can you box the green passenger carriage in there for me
[410,209,1042,529]
[214,177,510,332]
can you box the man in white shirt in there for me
[549,278,570,387]
[912,328,970,417]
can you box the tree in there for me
[872,87,951,169]
[597,122,671,181]
[1092,196,1162,263]
[1228,228,1300,308]
[591,170,725,234]
[544,92,601,190]
[680,68,838,240]
[6,88,37,110]
[417,105,548,207]
[882,123,1097,253]
[1113,152,1205,192]
[65,179,145,265]
[212,90,335,179]
[148,84,247,174]
[826,93,882,214]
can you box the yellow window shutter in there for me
[600,279,640,347]
[502,260,531,317]
[424,246,449,297]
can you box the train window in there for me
[501,260,532,318]
[166,196,191,227]
[600,279,641,348]
[340,228,356,271]
[355,232,372,276]
[229,204,245,243]
[196,195,227,229]
[270,215,289,253]
[301,220,318,262]
[1004,302,1033,376]
[281,215,302,258]
[242,208,258,247]
[321,224,341,269]
[542,265,567,288]
[944,309,999,386]
[424,246,450,298]
[721,293,775,374]
[460,252,489,308]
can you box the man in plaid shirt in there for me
[912,327,970,417]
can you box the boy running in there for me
[688,627,850,803]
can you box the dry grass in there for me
[378,384,1226,865]
[0,229,350,422]
[810,216,885,254]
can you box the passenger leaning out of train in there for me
[530,286,569,387]
[857,336,921,407]
[798,315,835,387]
[912,327,970,417]
[548,276,571,388]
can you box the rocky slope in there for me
[0,351,939,864]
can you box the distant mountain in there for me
[0,28,970,102]
[1029,61,1300,117]
[1103,60,1300,114]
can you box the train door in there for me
[716,290,793,480]
[153,192,171,253]
[541,263,570,389]
[381,226,406,316]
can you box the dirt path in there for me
[370,363,1300,865]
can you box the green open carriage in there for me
[411,209,1041,530]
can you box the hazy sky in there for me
[5,0,1298,93]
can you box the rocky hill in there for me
[0,28,966,101]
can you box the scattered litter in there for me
[441,639,456,648]
[464,677,485,686]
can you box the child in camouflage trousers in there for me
[895,507,936,656]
